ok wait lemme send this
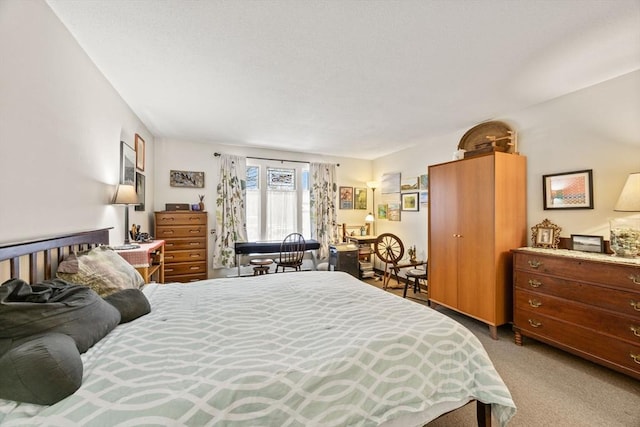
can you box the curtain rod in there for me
[214,152,339,167]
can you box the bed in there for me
[0,229,516,426]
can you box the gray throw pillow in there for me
[104,288,151,323]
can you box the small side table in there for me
[115,240,165,284]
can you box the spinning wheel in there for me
[374,233,404,288]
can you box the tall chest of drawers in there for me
[154,211,208,283]
[512,248,640,379]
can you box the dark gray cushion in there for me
[0,333,83,405]
[104,288,151,323]
[0,278,121,353]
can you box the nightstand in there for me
[115,240,165,284]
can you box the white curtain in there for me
[213,154,248,268]
[309,162,338,259]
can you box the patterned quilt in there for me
[0,271,515,426]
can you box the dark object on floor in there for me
[404,267,428,300]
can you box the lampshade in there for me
[366,181,379,190]
[614,172,640,212]
[365,213,375,222]
[113,184,139,205]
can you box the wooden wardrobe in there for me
[427,152,527,339]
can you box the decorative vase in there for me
[199,202,205,211]
[609,218,640,258]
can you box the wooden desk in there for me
[116,240,165,283]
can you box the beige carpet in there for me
[363,277,640,426]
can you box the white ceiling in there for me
[46,0,640,160]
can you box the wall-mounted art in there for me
[354,187,367,209]
[135,134,145,171]
[401,192,419,211]
[401,177,419,192]
[135,172,145,212]
[170,170,205,188]
[120,141,135,185]
[339,186,353,209]
[543,169,593,210]
[388,202,401,221]
[377,204,388,219]
[419,174,429,190]
[381,172,401,194]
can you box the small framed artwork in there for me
[419,174,429,190]
[543,169,593,210]
[339,186,353,209]
[120,141,136,185]
[134,172,145,212]
[377,204,388,219]
[401,177,419,191]
[135,134,145,171]
[170,170,205,188]
[531,218,562,249]
[401,192,419,211]
[419,190,428,204]
[571,234,604,253]
[388,202,401,221]
[381,172,401,194]
[354,187,367,209]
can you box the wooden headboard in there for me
[0,228,111,284]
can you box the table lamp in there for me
[611,172,640,257]
[112,184,139,244]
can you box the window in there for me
[246,160,310,241]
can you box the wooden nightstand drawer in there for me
[164,249,207,264]
[164,261,207,276]
[155,226,207,239]
[156,212,207,226]
[164,239,206,251]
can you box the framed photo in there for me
[419,190,428,204]
[354,187,367,209]
[120,141,135,185]
[339,186,353,209]
[531,219,561,249]
[571,234,604,253]
[377,204,388,219]
[135,134,145,171]
[401,177,419,192]
[388,202,401,221]
[170,170,205,188]
[543,169,593,210]
[134,172,145,212]
[401,192,419,211]
[419,174,429,190]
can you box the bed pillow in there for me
[104,288,151,323]
[0,278,121,353]
[56,246,144,297]
[0,333,83,405]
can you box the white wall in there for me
[0,0,154,245]
[372,70,640,263]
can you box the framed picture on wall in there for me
[170,170,205,188]
[388,202,401,221]
[135,134,145,171]
[542,169,593,210]
[135,172,145,212]
[401,192,419,211]
[120,141,136,185]
[339,186,353,209]
[354,187,367,209]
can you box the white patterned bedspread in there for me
[0,271,515,426]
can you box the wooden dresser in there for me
[512,248,640,379]
[154,211,208,283]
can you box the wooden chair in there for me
[274,233,306,272]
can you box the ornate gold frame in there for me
[531,218,561,249]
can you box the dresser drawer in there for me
[165,273,208,283]
[514,271,640,314]
[514,308,640,379]
[515,289,640,343]
[164,261,207,276]
[156,212,207,226]
[514,252,640,291]
[164,249,207,264]
[155,225,207,239]
[164,238,206,251]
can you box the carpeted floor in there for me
[363,276,640,427]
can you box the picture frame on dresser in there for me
[531,218,561,249]
[571,234,604,253]
[542,169,594,210]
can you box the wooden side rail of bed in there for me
[0,228,110,283]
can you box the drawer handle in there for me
[190,254,200,258]
[189,266,200,270]
[190,229,201,234]
[162,218,175,221]
[631,354,640,365]
[528,299,542,308]
[528,260,542,269]
[630,326,640,337]
[631,301,640,311]
[165,268,174,272]
[190,242,199,246]
[528,279,542,288]
[630,274,640,285]
[165,255,174,260]
[528,319,542,328]
[165,230,175,234]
